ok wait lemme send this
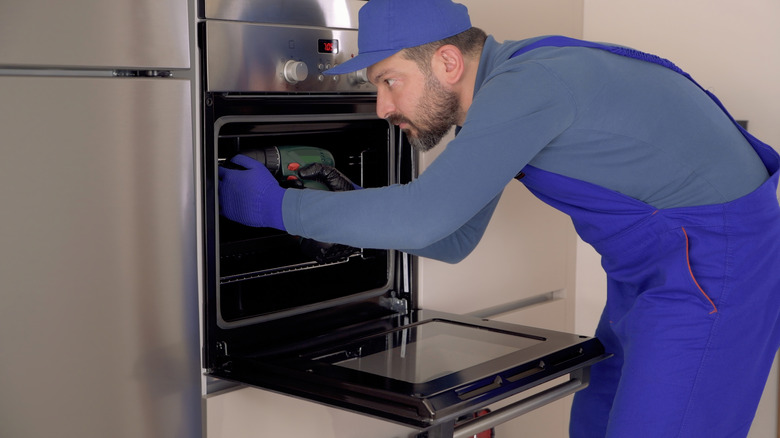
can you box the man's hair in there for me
[401,27,488,74]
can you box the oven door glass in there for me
[326,320,542,383]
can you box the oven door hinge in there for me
[380,296,408,313]
[215,341,229,358]
[208,341,233,374]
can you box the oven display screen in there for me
[318,39,339,54]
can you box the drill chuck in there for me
[242,146,282,174]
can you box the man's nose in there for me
[375,87,396,120]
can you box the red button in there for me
[286,175,298,181]
[287,162,301,171]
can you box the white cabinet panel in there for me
[418,181,575,315]
[492,299,569,332]
[206,387,417,438]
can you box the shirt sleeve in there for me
[400,193,501,263]
[282,61,576,259]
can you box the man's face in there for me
[368,53,460,152]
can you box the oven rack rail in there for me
[219,255,357,284]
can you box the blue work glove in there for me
[218,154,286,230]
[297,163,361,191]
[294,163,360,263]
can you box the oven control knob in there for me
[283,60,309,84]
[350,68,369,85]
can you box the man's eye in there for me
[385,78,396,87]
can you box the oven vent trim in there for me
[201,0,364,29]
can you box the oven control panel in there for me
[203,21,376,93]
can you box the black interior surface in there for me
[215,115,395,322]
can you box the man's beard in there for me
[388,76,461,152]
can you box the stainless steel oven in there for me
[199,1,607,436]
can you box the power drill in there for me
[242,145,335,190]
[235,145,356,263]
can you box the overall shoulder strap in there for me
[510,36,688,76]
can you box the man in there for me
[218,0,780,436]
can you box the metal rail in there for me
[453,377,587,438]
[416,367,590,438]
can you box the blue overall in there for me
[511,37,780,437]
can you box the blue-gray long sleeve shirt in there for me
[282,36,768,263]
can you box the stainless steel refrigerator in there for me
[0,1,201,437]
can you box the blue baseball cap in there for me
[324,0,472,75]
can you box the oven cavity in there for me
[211,114,399,326]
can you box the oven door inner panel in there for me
[212,311,607,428]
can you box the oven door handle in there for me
[452,371,589,438]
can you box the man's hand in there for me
[218,154,286,230]
[297,163,360,191]
[295,162,361,263]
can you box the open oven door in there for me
[208,307,607,435]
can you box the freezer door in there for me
[0,0,189,69]
[0,76,199,438]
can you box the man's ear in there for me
[432,44,464,85]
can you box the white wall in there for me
[579,2,780,436]
[463,0,582,41]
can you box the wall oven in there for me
[199,1,607,436]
